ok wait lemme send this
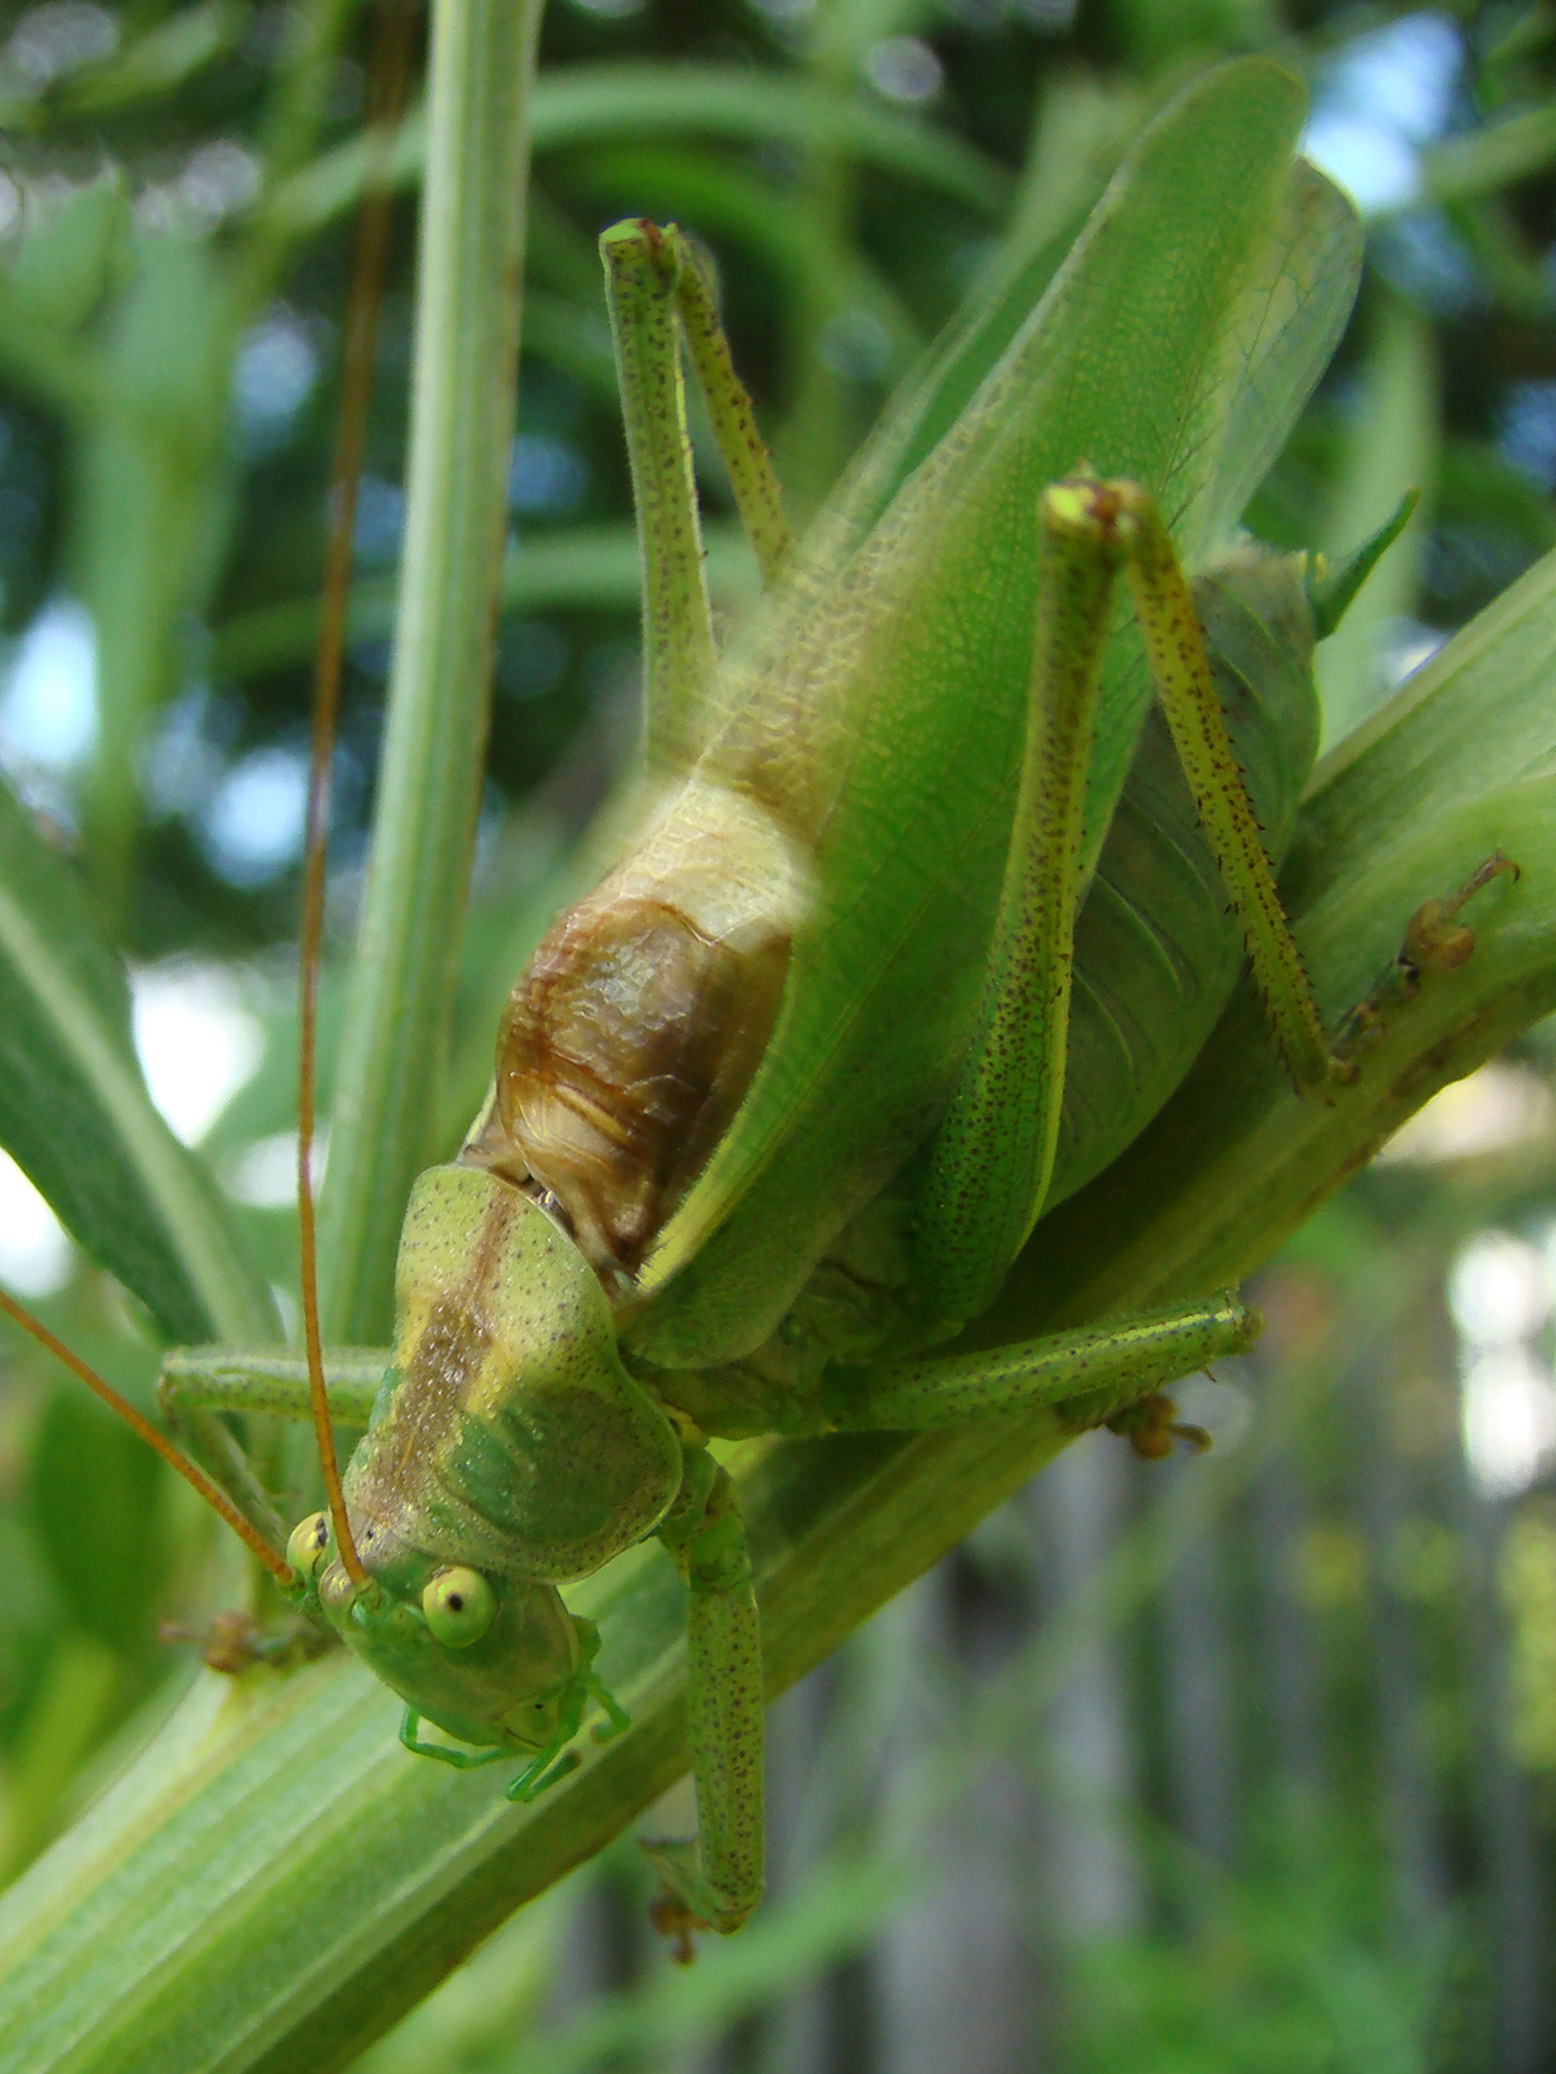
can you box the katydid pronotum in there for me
[0,95,1500,1951]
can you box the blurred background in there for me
[2,0,1556,2067]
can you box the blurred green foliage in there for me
[3,0,1556,2067]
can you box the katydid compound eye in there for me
[286,1511,331,1579]
[422,1567,495,1647]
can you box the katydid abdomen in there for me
[474,781,809,1284]
[482,535,1320,1376]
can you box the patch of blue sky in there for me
[198,742,309,888]
[0,597,97,822]
[1302,11,1461,216]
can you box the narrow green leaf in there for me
[1413,102,1556,214]
[208,524,759,681]
[266,65,1011,244]
[1314,296,1438,750]
[0,780,273,1344]
[8,175,125,336]
[54,0,241,118]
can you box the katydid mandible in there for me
[8,75,1459,1946]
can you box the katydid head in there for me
[273,1161,685,1752]
[286,1506,589,1754]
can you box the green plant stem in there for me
[317,0,545,1342]
[68,0,360,917]
[235,0,363,309]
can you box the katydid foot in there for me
[1335,852,1521,1062]
[1104,1388,1214,1460]
[160,1609,333,1675]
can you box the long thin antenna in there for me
[298,0,418,1591]
[0,1289,295,1586]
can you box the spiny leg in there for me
[1112,481,1345,1098]
[914,480,1128,1328]
[160,1347,389,1426]
[914,474,1349,1328]
[823,1290,1258,1432]
[601,220,719,778]
[601,219,792,780]
[507,1622,631,1803]
[663,225,792,584]
[158,1347,389,1559]
[645,1448,763,1940]
[154,1348,395,1667]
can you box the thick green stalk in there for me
[3,547,1555,2074]
[318,0,545,1341]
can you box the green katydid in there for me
[0,60,1474,1950]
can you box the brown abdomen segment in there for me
[494,894,787,1274]
[470,779,811,1282]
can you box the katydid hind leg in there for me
[912,479,1129,1329]
[824,1290,1257,1433]
[646,1452,764,1937]
[1113,482,1345,1095]
[1126,480,1509,1093]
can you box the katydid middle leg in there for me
[823,1290,1258,1434]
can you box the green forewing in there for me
[839,137,1358,561]
[1193,158,1364,555]
[635,61,1358,1365]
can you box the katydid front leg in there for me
[158,1346,396,1551]
[916,475,1347,1328]
[160,1346,388,1428]
[646,1448,764,1938]
[159,1344,387,1533]
[157,1346,389,1668]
